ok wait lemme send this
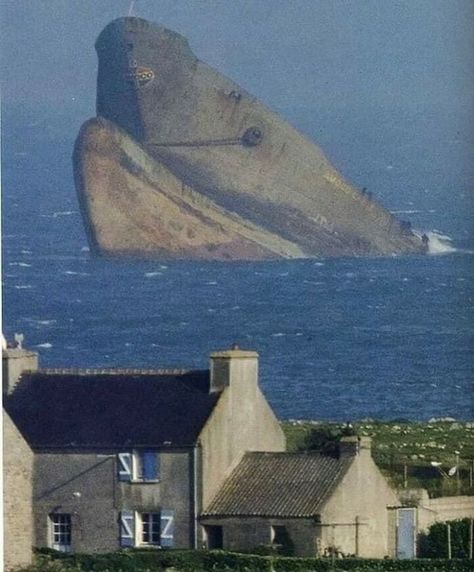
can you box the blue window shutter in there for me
[142,451,158,480]
[160,510,174,548]
[120,510,135,547]
[118,453,133,481]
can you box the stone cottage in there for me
[201,436,400,557]
[4,345,285,553]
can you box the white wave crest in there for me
[24,318,57,326]
[9,262,32,267]
[424,231,457,255]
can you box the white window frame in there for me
[138,512,161,546]
[50,513,72,552]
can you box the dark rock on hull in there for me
[74,17,426,259]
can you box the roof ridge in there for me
[245,450,339,458]
[37,367,206,376]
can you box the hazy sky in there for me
[1,0,473,125]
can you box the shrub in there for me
[418,519,472,559]
[18,550,474,572]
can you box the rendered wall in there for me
[3,412,34,571]
[418,495,474,532]
[199,352,286,512]
[34,449,193,552]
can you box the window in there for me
[205,525,223,549]
[136,451,159,481]
[140,512,160,545]
[117,451,160,482]
[271,525,293,554]
[50,513,72,552]
[271,525,286,544]
[119,510,175,548]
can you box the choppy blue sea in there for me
[2,106,473,421]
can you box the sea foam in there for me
[424,231,457,255]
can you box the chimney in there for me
[339,436,372,459]
[209,345,259,393]
[2,336,39,395]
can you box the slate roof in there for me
[202,452,352,518]
[5,369,218,449]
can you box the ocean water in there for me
[2,106,473,421]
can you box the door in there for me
[396,508,416,559]
[205,525,223,549]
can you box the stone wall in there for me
[3,412,34,571]
[202,516,320,556]
[34,449,193,552]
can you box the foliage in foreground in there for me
[14,549,474,572]
[418,519,472,559]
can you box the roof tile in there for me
[5,370,218,448]
[202,452,352,518]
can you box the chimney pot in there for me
[339,436,372,458]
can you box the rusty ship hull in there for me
[74,17,426,260]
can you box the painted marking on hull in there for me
[127,66,154,87]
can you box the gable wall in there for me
[321,453,399,558]
[198,356,285,512]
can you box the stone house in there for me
[201,436,400,557]
[4,346,285,553]
[6,340,470,560]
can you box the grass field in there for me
[282,419,474,496]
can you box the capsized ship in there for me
[74,17,427,260]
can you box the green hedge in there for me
[418,519,472,559]
[21,549,473,572]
